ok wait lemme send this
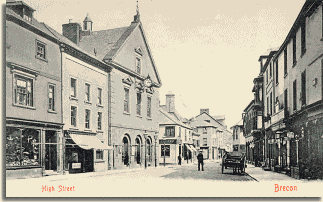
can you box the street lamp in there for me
[162,136,166,167]
[154,134,158,167]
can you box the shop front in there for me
[159,138,177,165]
[6,120,64,179]
[64,131,111,174]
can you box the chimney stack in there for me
[62,21,81,45]
[200,108,209,114]
[166,92,175,113]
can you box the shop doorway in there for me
[146,138,151,165]
[45,130,57,174]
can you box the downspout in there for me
[108,65,112,170]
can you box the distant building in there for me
[230,119,245,153]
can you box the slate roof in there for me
[158,108,192,130]
[79,26,129,60]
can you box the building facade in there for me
[158,93,195,165]
[6,2,64,179]
[230,119,245,153]
[249,0,323,179]
[73,10,162,170]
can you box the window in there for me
[301,70,306,106]
[269,62,272,78]
[97,112,102,131]
[203,127,207,134]
[48,84,55,111]
[71,106,77,127]
[124,88,130,113]
[266,69,268,83]
[96,150,103,160]
[14,75,33,107]
[267,97,269,115]
[147,96,151,118]
[136,57,141,74]
[203,138,207,146]
[179,127,181,137]
[6,128,40,167]
[270,92,273,115]
[301,18,306,56]
[293,80,297,111]
[275,60,279,85]
[36,41,46,60]
[284,48,287,76]
[161,145,170,157]
[284,89,288,112]
[85,83,90,102]
[97,88,102,105]
[197,140,200,147]
[71,78,76,97]
[85,109,90,129]
[136,92,141,116]
[165,126,175,137]
[293,35,297,65]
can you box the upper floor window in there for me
[136,92,141,116]
[48,84,55,111]
[269,62,272,78]
[36,41,46,60]
[275,60,279,85]
[85,83,90,102]
[71,78,77,98]
[301,18,306,56]
[124,88,130,113]
[98,112,102,131]
[293,35,297,66]
[97,88,102,105]
[293,79,297,111]
[147,96,151,118]
[284,48,287,76]
[71,106,77,127]
[301,70,306,106]
[203,138,207,146]
[165,126,175,137]
[14,74,33,107]
[136,57,141,74]
[85,109,91,129]
[266,69,268,84]
[203,127,207,134]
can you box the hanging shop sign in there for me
[159,139,177,144]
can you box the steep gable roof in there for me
[190,120,216,128]
[79,20,162,85]
[158,108,192,130]
[195,112,225,127]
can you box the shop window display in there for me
[6,128,40,167]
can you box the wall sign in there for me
[72,163,81,169]
[159,139,177,144]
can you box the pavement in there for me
[244,163,299,182]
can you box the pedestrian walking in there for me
[178,155,182,165]
[197,150,204,171]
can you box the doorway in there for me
[45,130,57,174]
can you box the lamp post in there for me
[154,134,158,167]
[144,134,147,169]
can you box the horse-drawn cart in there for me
[221,151,246,174]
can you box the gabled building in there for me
[190,109,232,159]
[62,7,162,169]
[6,1,64,179]
[158,93,195,165]
[230,119,245,153]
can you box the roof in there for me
[230,119,243,129]
[159,105,184,123]
[158,108,192,130]
[6,1,35,11]
[195,112,225,127]
[212,115,225,120]
[79,19,162,85]
[190,120,216,128]
[79,27,129,61]
[84,13,92,22]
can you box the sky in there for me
[7,0,307,129]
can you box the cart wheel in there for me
[221,164,224,174]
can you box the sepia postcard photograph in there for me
[3,0,323,199]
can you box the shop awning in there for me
[185,144,193,153]
[190,145,197,152]
[69,133,112,150]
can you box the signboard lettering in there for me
[159,139,177,144]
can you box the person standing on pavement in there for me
[197,150,204,171]
[178,155,182,165]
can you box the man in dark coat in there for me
[197,150,204,171]
[178,155,182,165]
